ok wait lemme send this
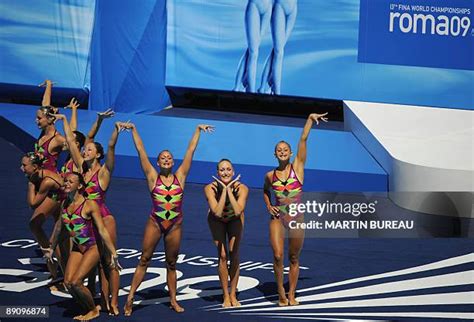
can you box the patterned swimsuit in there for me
[43,173,64,202]
[85,169,112,218]
[61,199,96,253]
[60,158,75,176]
[271,164,303,227]
[150,174,183,234]
[209,183,241,223]
[35,131,59,172]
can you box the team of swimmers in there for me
[21,80,328,320]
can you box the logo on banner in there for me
[358,0,474,70]
[388,4,471,37]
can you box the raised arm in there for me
[104,122,121,174]
[65,97,80,131]
[40,80,53,107]
[176,124,214,184]
[293,112,328,173]
[54,114,84,170]
[263,172,279,217]
[85,108,114,146]
[126,123,157,190]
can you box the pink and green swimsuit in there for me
[271,164,303,227]
[150,174,183,234]
[61,199,96,253]
[60,159,75,176]
[34,131,59,172]
[84,169,112,218]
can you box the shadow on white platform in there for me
[344,101,473,218]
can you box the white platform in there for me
[344,101,473,218]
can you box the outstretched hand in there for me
[198,124,215,133]
[98,108,115,119]
[309,112,329,125]
[64,97,80,110]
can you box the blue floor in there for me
[0,132,473,322]
[0,103,387,191]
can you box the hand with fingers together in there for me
[309,112,329,125]
[38,80,56,87]
[212,175,227,190]
[226,174,241,190]
[213,174,241,196]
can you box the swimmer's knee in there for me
[138,255,151,267]
[166,258,177,271]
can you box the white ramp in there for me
[344,101,473,218]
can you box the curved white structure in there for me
[344,101,473,218]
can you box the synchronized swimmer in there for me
[121,122,213,315]
[205,159,249,307]
[20,83,328,320]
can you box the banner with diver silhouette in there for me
[166,0,474,110]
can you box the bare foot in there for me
[278,297,289,307]
[222,296,232,308]
[74,305,100,321]
[109,305,119,316]
[288,298,299,306]
[230,296,241,307]
[170,301,184,313]
[123,298,133,316]
[49,283,68,295]
[80,306,100,321]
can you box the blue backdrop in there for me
[0,0,95,89]
[89,0,170,113]
[166,0,474,110]
[0,0,169,113]
[1,0,471,111]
